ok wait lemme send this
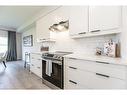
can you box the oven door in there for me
[42,58,63,89]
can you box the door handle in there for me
[69,66,77,70]
[96,61,110,64]
[40,38,46,40]
[78,32,86,35]
[91,30,100,33]
[96,73,110,78]
[37,67,40,69]
[37,59,41,60]
[69,58,77,60]
[69,80,77,84]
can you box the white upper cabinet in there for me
[89,6,121,32]
[36,6,69,42]
[36,14,53,42]
[36,16,49,42]
[69,6,89,36]
[69,6,121,38]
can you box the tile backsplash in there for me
[47,31,121,55]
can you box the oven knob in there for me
[56,56,59,58]
[57,56,60,59]
[58,56,61,60]
[57,56,59,59]
[53,55,57,59]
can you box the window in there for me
[0,30,8,53]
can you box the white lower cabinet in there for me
[65,79,88,89]
[30,53,42,78]
[64,58,127,89]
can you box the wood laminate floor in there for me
[0,61,50,89]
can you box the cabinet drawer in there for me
[30,64,36,72]
[34,67,42,78]
[65,79,89,89]
[35,60,42,68]
[31,66,42,78]
[65,66,91,89]
[31,58,42,67]
[65,58,127,80]
[30,56,42,78]
[31,53,42,60]
[66,66,126,89]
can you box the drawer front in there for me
[30,58,42,78]
[65,66,91,89]
[66,66,126,89]
[31,65,42,78]
[65,58,127,80]
[34,67,42,78]
[65,79,89,89]
[30,64,35,72]
[31,53,42,60]
[35,60,42,68]
[31,58,42,67]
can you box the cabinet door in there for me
[89,6,121,32]
[35,59,42,78]
[69,6,89,36]
[30,55,42,78]
[30,57,36,73]
[36,14,52,42]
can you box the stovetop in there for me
[49,51,72,56]
[42,51,72,61]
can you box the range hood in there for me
[49,20,69,32]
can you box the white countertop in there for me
[64,53,127,66]
[31,51,48,54]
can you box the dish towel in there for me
[48,60,52,76]
[46,60,52,76]
[46,60,49,76]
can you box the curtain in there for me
[7,31,17,61]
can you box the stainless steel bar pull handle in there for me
[78,32,86,34]
[96,61,110,64]
[96,73,110,78]
[69,66,77,70]
[40,38,46,40]
[91,30,100,33]
[69,58,77,60]
[69,80,77,84]
[37,67,40,69]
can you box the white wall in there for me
[22,27,42,60]
[16,33,22,60]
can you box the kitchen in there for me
[0,6,127,90]
[22,6,127,89]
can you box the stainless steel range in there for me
[42,51,72,89]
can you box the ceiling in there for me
[0,6,45,30]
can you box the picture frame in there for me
[23,35,33,47]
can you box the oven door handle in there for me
[42,58,62,65]
[52,60,62,65]
[42,58,48,61]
